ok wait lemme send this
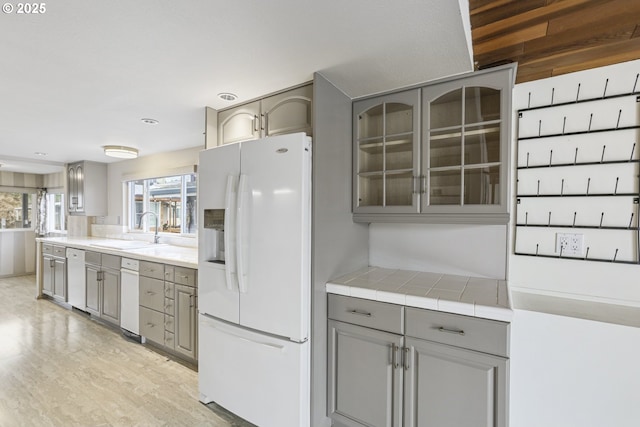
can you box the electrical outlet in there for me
[556,233,585,256]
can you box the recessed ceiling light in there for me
[34,152,48,156]
[141,118,159,125]
[218,93,238,101]
[104,145,139,159]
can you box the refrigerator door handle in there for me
[224,174,237,291]
[212,319,284,351]
[236,173,249,294]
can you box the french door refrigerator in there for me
[197,133,311,427]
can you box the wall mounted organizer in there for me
[514,75,640,264]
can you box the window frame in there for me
[0,188,36,231]
[126,173,197,237]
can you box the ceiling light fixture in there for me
[34,152,48,156]
[141,118,159,125]
[104,145,139,159]
[218,92,238,101]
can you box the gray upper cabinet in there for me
[261,84,313,137]
[67,161,107,216]
[353,89,421,215]
[216,83,313,147]
[217,100,261,146]
[353,65,515,224]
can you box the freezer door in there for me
[198,315,310,427]
[198,143,240,323]
[236,133,311,341]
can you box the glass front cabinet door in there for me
[352,65,513,223]
[353,89,420,214]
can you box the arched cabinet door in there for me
[262,84,313,137]
[352,89,421,215]
[217,100,261,145]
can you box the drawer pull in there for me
[438,326,465,336]
[146,291,155,295]
[347,309,372,317]
[146,323,155,328]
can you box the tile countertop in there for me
[36,236,197,269]
[326,267,513,322]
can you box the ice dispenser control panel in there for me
[203,209,225,263]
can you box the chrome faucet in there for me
[139,211,160,244]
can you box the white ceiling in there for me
[0,0,473,175]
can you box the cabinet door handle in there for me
[421,175,427,194]
[391,343,400,369]
[262,113,268,133]
[347,309,372,317]
[403,347,410,371]
[253,115,260,133]
[438,326,465,336]
[146,290,155,295]
[146,322,155,328]
[189,294,196,308]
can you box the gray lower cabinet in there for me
[139,261,197,361]
[42,244,66,301]
[84,251,121,326]
[174,283,197,359]
[404,338,508,427]
[328,294,510,427]
[328,320,403,427]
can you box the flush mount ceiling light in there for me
[104,145,139,159]
[218,92,238,101]
[141,118,159,125]
[34,152,48,156]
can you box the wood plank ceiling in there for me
[470,0,640,83]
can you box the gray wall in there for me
[311,73,369,426]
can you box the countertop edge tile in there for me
[325,283,351,296]
[350,287,378,300]
[326,266,513,323]
[376,290,407,306]
[437,299,476,316]
[405,295,439,310]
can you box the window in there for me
[0,191,34,229]
[46,193,65,232]
[128,174,197,235]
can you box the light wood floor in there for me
[0,275,252,427]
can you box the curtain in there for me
[36,188,47,236]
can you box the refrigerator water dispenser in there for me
[203,209,225,262]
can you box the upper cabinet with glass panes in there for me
[353,89,420,214]
[352,64,515,224]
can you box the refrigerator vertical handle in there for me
[223,174,236,291]
[236,174,248,294]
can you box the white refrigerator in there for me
[197,133,311,427]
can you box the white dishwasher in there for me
[66,248,86,310]
[120,258,141,340]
